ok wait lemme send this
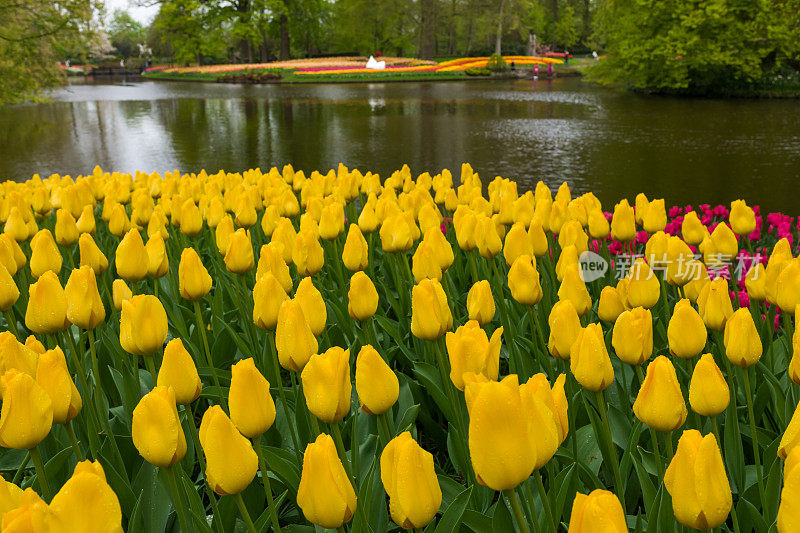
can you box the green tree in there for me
[109,9,145,58]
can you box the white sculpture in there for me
[366,56,386,70]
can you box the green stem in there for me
[165,466,191,533]
[595,390,625,511]
[331,421,354,483]
[664,432,675,460]
[351,410,360,482]
[144,355,159,388]
[252,437,282,532]
[30,445,52,501]
[193,300,222,394]
[3,309,19,338]
[529,305,554,376]
[182,405,223,532]
[377,412,393,447]
[534,470,556,533]
[741,367,766,510]
[61,330,101,461]
[503,488,531,533]
[65,420,84,461]
[12,452,29,485]
[267,331,302,462]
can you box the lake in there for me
[2,76,799,213]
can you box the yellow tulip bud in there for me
[115,229,148,282]
[0,264,19,312]
[626,258,660,309]
[696,277,734,331]
[0,474,22,523]
[199,405,259,495]
[558,220,589,255]
[36,346,81,425]
[0,332,38,381]
[119,295,168,356]
[234,196,257,229]
[778,447,800,532]
[132,385,187,468]
[681,211,706,245]
[508,255,542,306]
[224,229,254,274]
[29,229,62,278]
[260,205,279,236]
[570,323,614,392]
[610,200,636,242]
[598,286,624,323]
[790,316,800,385]
[144,235,168,278]
[728,200,755,236]
[467,280,495,325]
[2,488,49,531]
[558,264,592,316]
[177,247,212,300]
[252,272,288,330]
[668,299,707,359]
[24,336,45,356]
[157,339,201,405]
[555,245,579,283]
[215,215,235,255]
[723,307,762,368]
[0,370,52,449]
[411,279,452,341]
[547,300,581,360]
[348,271,379,321]
[503,223,533,267]
[276,299,318,372]
[64,265,105,330]
[664,430,731,529]
[76,205,96,235]
[25,270,69,334]
[256,242,293,292]
[78,233,108,275]
[0,236,18,276]
[3,207,30,242]
[380,213,414,253]
[588,209,610,239]
[569,489,627,532]
[293,228,325,276]
[689,353,729,417]
[319,203,345,241]
[422,227,454,271]
[112,279,132,311]
[342,224,368,271]
[302,347,351,424]
[295,277,327,335]
[475,216,502,259]
[380,432,442,529]
[465,375,536,490]
[683,264,710,304]
[777,257,800,313]
[643,198,666,232]
[709,222,738,261]
[519,375,561,468]
[355,345,398,415]
[108,206,130,237]
[446,321,502,390]
[745,263,766,301]
[55,209,79,247]
[48,460,123,532]
[528,218,548,257]
[180,199,203,236]
[633,355,687,432]
[297,433,357,528]
[612,307,653,365]
[229,357,276,438]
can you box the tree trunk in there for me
[494,0,506,55]
[279,13,290,60]
[464,0,477,55]
[238,0,251,63]
[419,0,435,59]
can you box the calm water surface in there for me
[1,76,799,213]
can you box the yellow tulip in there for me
[293,228,325,276]
[36,347,81,424]
[297,433,357,528]
[55,209,79,246]
[342,224,369,271]
[633,356,687,432]
[1,488,49,531]
[412,242,442,282]
[355,345,398,415]
[0,264,18,312]
[224,229,255,274]
[519,374,561,468]
[0,332,38,380]
[380,213,414,253]
[568,489,627,532]
[275,299,318,372]
[295,277,327,335]
[467,280,495,325]
[115,229,148,282]
[709,222,738,260]
[0,474,22,523]
[358,202,379,233]
[48,460,124,533]
[0,236,19,276]
[422,227,454,271]
[610,199,636,242]
[380,432,442,529]
[643,198,666,232]
[76,205,96,235]
[145,235,168,278]
[156,339,201,405]
[697,277,733,331]
[64,265,105,330]
[465,375,536,490]
[119,295,168,356]
[723,307,762,368]
[626,258,660,309]
[215,215,235,255]
[3,207,31,242]
[729,200,756,236]
[683,264,710,304]
[570,323,614,392]
[475,216,502,259]
[548,300,581,360]
[234,196,257,229]
[253,272,288,330]
[302,347,351,423]
[664,430,731,529]
[24,335,45,356]
[681,211,706,245]
[78,233,108,275]
[668,299,707,359]
[319,203,345,240]
[111,279,132,311]
[25,270,69,334]
[229,357,276,438]
[29,229,62,278]
[180,199,203,236]
[745,263,766,301]
[558,264,592,316]
[199,405,259,495]
[0,370,53,449]
[529,217,549,257]
[503,223,533,267]
[777,257,800,313]
[598,286,624,323]
[611,307,653,365]
[508,255,542,306]
[446,321,502,390]
[689,353,729,417]
[778,446,800,533]
[348,271,379,321]
[178,247,212,300]
[132,385,187,468]
[411,279,452,341]
[256,242,293,292]
[558,220,589,255]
